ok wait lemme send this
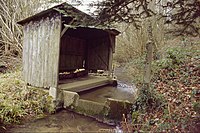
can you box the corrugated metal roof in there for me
[17,2,95,25]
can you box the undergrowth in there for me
[119,38,200,132]
[128,59,199,132]
[0,71,54,125]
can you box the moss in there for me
[106,99,132,121]
[0,71,55,124]
[74,99,106,117]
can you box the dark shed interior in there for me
[59,25,112,78]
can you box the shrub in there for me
[0,71,54,124]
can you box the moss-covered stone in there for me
[75,99,105,117]
[63,91,79,109]
[105,98,132,121]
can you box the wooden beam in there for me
[108,44,113,78]
[60,19,74,37]
[108,33,115,53]
[107,33,115,78]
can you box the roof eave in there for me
[17,2,94,25]
[64,25,120,36]
[17,7,57,25]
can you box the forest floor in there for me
[119,39,200,132]
[150,54,200,132]
[126,56,200,132]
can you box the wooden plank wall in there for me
[59,36,86,72]
[108,33,116,76]
[23,15,61,88]
[87,37,110,70]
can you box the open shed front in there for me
[58,26,117,92]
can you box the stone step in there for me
[62,90,132,122]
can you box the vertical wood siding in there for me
[59,36,86,72]
[87,37,110,70]
[23,15,61,88]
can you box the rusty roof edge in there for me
[17,2,94,25]
[64,24,120,36]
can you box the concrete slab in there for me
[75,99,107,117]
[59,76,135,122]
[79,85,136,103]
[105,98,132,121]
[59,76,111,92]
[63,91,79,108]
[70,98,133,123]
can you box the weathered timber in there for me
[22,15,61,88]
[87,37,110,70]
[59,76,111,92]
[59,36,86,72]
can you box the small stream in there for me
[6,82,135,132]
[6,67,136,132]
[7,110,113,132]
[79,81,136,103]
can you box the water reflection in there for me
[117,81,136,94]
[7,110,114,132]
[79,81,137,103]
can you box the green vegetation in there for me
[115,36,200,132]
[0,0,61,128]
[0,70,54,125]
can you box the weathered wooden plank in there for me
[28,22,33,85]
[40,19,45,87]
[37,22,42,86]
[59,76,111,92]
[50,16,61,87]
[59,35,86,71]
[22,15,61,88]
[60,19,74,37]
[31,23,36,86]
[34,23,39,86]
[43,18,49,88]
[48,18,54,87]
[87,37,109,70]
[33,25,38,86]
[22,24,28,83]
[108,34,116,53]
[51,18,56,87]
[108,33,114,77]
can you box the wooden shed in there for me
[18,3,119,94]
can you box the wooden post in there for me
[108,34,114,79]
[108,46,113,78]
[60,19,74,38]
[84,42,89,75]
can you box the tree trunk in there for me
[143,19,154,89]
